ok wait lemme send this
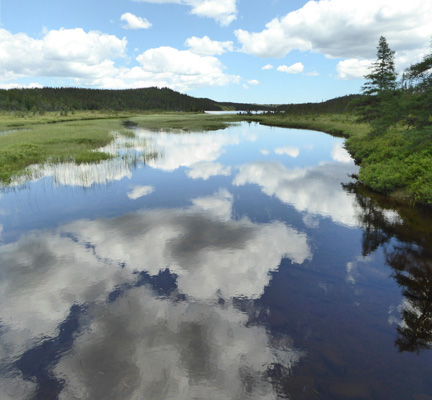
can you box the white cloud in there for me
[130,46,239,91]
[234,0,432,64]
[0,29,239,92]
[275,146,300,158]
[186,162,231,180]
[277,63,304,74]
[336,58,372,80]
[120,12,152,29]
[260,149,270,156]
[0,82,43,89]
[0,28,126,82]
[248,79,259,85]
[134,0,238,25]
[262,64,274,70]
[185,35,233,55]
[127,185,155,199]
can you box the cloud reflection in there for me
[127,185,155,199]
[54,287,303,400]
[233,160,360,227]
[0,189,310,397]
[186,161,231,180]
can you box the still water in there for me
[0,121,432,399]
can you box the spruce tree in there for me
[353,36,400,134]
[362,36,397,95]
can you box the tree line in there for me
[0,87,225,113]
[0,87,274,113]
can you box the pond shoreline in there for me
[1,110,431,209]
[242,113,432,209]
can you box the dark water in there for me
[1,122,432,399]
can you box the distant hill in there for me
[275,94,361,114]
[0,87,224,113]
[0,87,359,114]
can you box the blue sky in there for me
[1,0,431,104]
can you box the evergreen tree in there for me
[362,36,397,95]
[353,36,400,134]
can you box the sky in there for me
[0,0,431,104]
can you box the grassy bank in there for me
[2,110,431,207]
[0,111,239,184]
[0,111,135,183]
[245,113,432,206]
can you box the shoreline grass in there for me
[1,110,431,207]
[244,112,432,206]
[0,111,239,184]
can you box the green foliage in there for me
[74,151,113,164]
[347,126,432,205]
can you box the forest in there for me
[0,87,271,113]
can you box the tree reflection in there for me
[343,182,432,353]
[389,246,432,353]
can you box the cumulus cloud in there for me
[0,28,239,92]
[134,0,238,25]
[262,64,274,70]
[248,79,260,85]
[128,46,240,91]
[120,12,152,29]
[0,28,126,82]
[184,35,233,55]
[277,63,304,74]
[337,58,372,80]
[234,0,432,63]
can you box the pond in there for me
[1,121,432,399]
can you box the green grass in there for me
[0,112,131,183]
[0,111,239,184]
[125,112,240,132]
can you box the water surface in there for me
[1,122,431,399]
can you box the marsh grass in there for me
[244,112,370,138]
[0,111,238,184]
[127,112,241,132]
[0,112,130,183]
